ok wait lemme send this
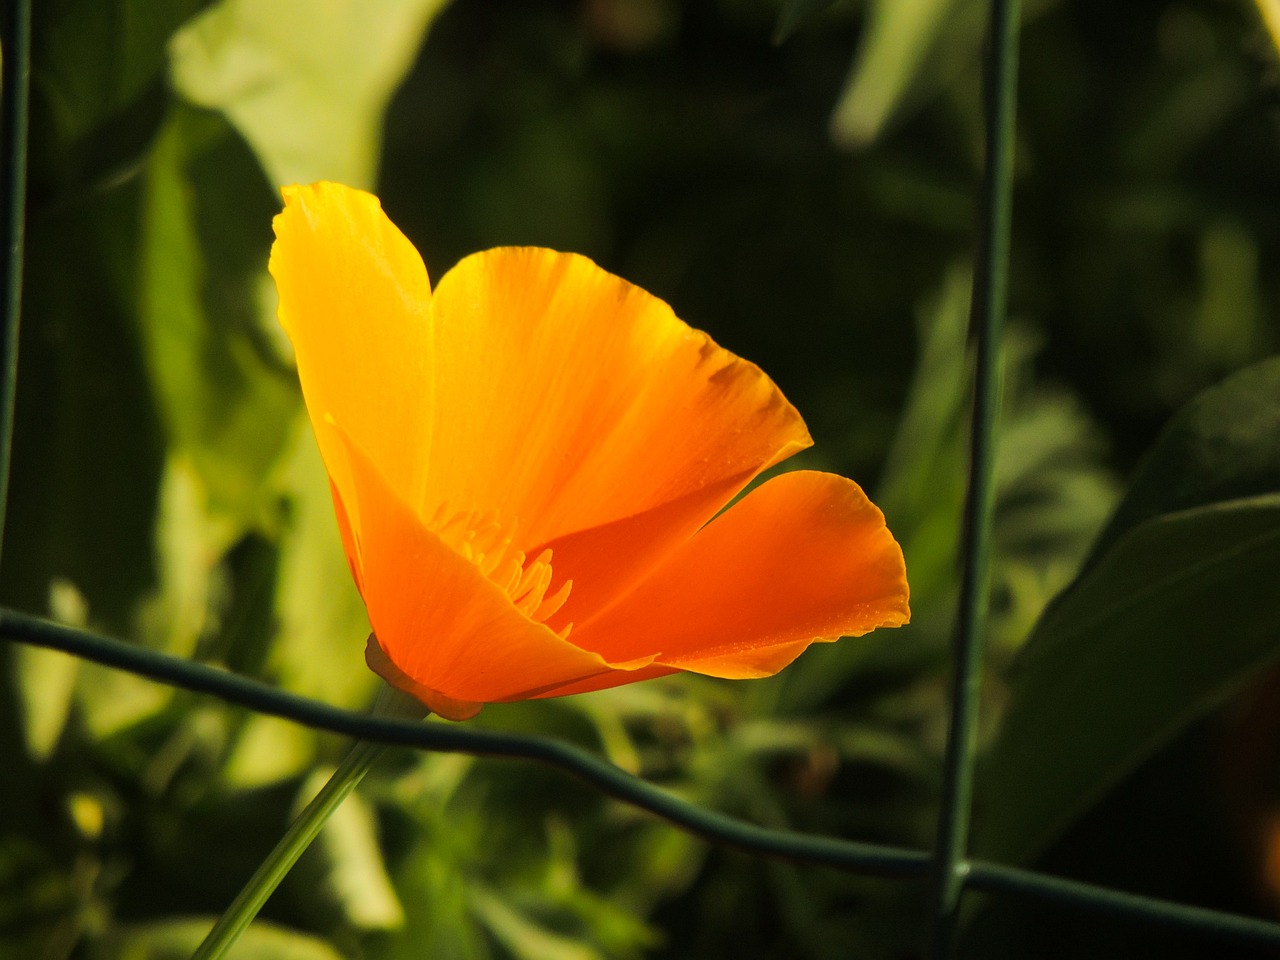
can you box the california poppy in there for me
[269,182,908,720]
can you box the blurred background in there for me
[1,0,1279,957]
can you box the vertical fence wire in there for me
[0,0,32,569]
[929,0,1021,956]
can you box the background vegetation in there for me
[1,0,1279,957]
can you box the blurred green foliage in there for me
[1,0,1279,958]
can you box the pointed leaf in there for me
[773,0,842,44]
[979,358,1280,866]
[108,919,345,960]
[300,768,403,931]
[169,0,453,187]
[139,104,297,542]
[269,419,375,706]
[13,579,86,759]
[30,0,212,193]
[829,0,968,149]
[1080,355,1280,576]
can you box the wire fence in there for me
[2,0,1280,956]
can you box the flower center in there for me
[426,503,573,633]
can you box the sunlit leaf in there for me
[1258,0,1280,57]
[131,458,220,657]
[299,767,403,931]
[139,105,296,543]
[106,918,345,960]
[268,419,375,707]
[13,579,85,759]
[127,103,299,708]
[169,0,453,188]
[469,885,605,960]
[222,715,314,788]
[829,0,969,150]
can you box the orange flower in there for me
[269,182,909,720]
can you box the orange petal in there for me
[527,663,680,701]
[419,246,812,617]
[270,183,435,505]
[365,637,482,721]
[568,471,910,676]
[318,418,652,710]
[532,467,757,627]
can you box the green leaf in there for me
[382,807,489,960]
[139,104,296,543]
[33,0,209,146]
[222,715,314,788]
[13,579,86,759]
[1080,355,1280,577]
[300,767,403,931]
[829,0,970,150]
[29,0,213,193]
[104,103,300,723]
[1,179,164,635]
[103,918,345,960]
[267,418,375,707]
[978,357,1280,866]
[772,0,842,44]
[1256,0,1280,58]
[77,457,232,739]
[168,0,453,188]
[469,885,606,960]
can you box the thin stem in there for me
[929,0,1021,957]
[0,0,32,568]
[191,684,426,960]
[191,739,385,960]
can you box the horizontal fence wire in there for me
[5,607,1280,949]
[0,608,929,878]
[966,862,1280,948]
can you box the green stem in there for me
[191,684,426,960]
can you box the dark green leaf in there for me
[29,0,214,197]
[0,179,164,633]
[978,358,1280,866]
[978,493,1280,866]
[772,0,842,45]
[1080,355,1280,577]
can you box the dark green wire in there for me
[6,607,1280,949]
[0,0,31,568]
[929,0,1021,956]
[966,861,1280,948]
[0,607,928,878]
